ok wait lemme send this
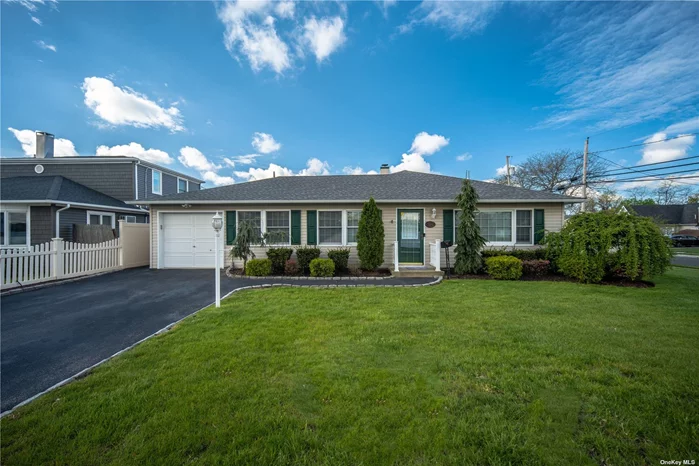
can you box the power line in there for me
[589,133,698,155]
[588,174,699,184]
[589,151,698,186]
[589,160,699,179]
[593,155,699,175]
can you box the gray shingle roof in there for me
[631,204,699,225]
[1,176,142,211]
[131,171,582,204]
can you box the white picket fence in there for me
[1,238,122,290]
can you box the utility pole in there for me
[582,137,589,212]
[505,156,512,186]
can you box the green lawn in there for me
[3,269,699,465]
[674,247,699,256]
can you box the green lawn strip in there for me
[673,247,699,256]
[2,269,698,465]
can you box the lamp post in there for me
[212,212,223,308]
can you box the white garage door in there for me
[161,213,222,268]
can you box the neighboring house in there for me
[627,204,699,235]
[0,131,204,246]
[132,166,582,271]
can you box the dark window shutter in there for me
[291,210,301,245]
[443,209,454,243]
[534,209,545,244]
[226,211,236,245]
[307,210,317,245]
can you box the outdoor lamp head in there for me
[212,212,223,232]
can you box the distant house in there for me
[0,131,203,247]
[627,204,699,235]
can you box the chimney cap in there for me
[379,163,390,175]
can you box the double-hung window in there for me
[177,178,188,193]
[87,211,115,228]
[266,211,290,244]
[152,170,162,195]
[346,210,361,244]
[238,211,262,239]
[455,209,534,245]
[318,211,343,245]
[515,210,533,244]
[0,210,29,247]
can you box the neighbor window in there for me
[346,210,361,244]
[238,211,262,239]
[152,170,162,195]
[318,211,342,245]
[516,210,533,244]
[177,178,188,193]
[123,215,137,223]
[265,211,290,244]
[87,211,115,228]
[0,209,29,247]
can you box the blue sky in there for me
[2,1,698,188]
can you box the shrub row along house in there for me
[132,165,582,274]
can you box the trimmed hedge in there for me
[310,258,335,277]
[296,247,321,274]
[327,248,351,273]
[245,258,272,276]
[485,256,523,280]
[284,259,299,276]
[481,248,547,261]
[522,259,550,277]
[266,247,293,275]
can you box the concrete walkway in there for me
[1,268,438,413]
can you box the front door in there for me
[397,209,424,264]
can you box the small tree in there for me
[357,197,384,270]
[454,178,486,274]
[230,221,259,274]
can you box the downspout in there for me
[55,204,71,238]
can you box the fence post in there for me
[118,219,125,267]
[51,237,64,279]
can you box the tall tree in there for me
[454,179,486,274]
[357,197,384,270]
[654,181,693,205]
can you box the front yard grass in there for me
[2,268,698,465]
[674,247,699,256]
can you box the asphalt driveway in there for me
[1,268,435,412]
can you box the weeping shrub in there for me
[543,212,671,283]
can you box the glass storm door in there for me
[397,209,424,264]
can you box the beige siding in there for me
[149,202,566,269]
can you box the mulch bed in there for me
[442,272,654,288]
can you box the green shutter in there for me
[534,209,545,244]
[226,211,236,245]
[291,210,301,245]
[443,209,454,243]
[307,210,317,245]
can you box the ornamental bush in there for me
[284,259,299,276]
[310,258,335,277]
[357,197,384,270]
[481,248,547,261]
[521,259,550,277]
[327,248,351,273]
[245,258,272,277]
[454,179,487,274]
[485,256,523,280]
[296,247,321,274]
[266,247,293,275]
[543,212,672,283]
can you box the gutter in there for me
[2,200,146,214]
[127,198,586,205]
[55,204,71,238]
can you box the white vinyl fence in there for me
[429,239,441,271]
[1,238,122,290]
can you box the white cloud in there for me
[201,171,235,187]
[223,154,263,167]
[399,2,501,37]
[342,166,378,175]
[217,1,291,74]
[178,146,221,172]
[35,40,56,52]
[665,117,699,135]
[31,15,42,25]
[81,77,184,132]
[5,0,57,12]
[7,128,78,157]
[456,153,472,161]
[251,132,281,153]
[299,158,330,176]
[535,3,699,131]
[234,158,331,181]
[275,1,295,19]
[390,152,432,173]
[410,131,449,156]
[96,142,172,165]
[495,165,509,176]
[639,132,695,165]
[303,16,346,63]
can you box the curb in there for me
[0,276,442,418]
[225,268,396,280]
